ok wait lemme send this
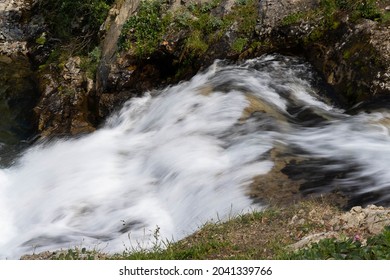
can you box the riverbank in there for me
[20,197,390,259]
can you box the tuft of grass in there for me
[55,247,102,260]
[231,37,248,53]
[380,11,390,23]
[185,30,209,57]
[35,33,47,45]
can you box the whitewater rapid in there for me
[1,55,390,259]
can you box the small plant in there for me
[231,0,258,36]
[35,33,47,45]
[356,0,381,21]
[381,11,390,23]
[185,30,209,57]
[119,0,165,56]
[231,37,248,53]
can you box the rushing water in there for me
[1,54,390,259]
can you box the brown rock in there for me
[34,56,96,137]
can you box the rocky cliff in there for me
[3,0,388,137]
[93,0,390,120]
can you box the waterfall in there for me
[1,54,390,259]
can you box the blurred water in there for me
[1,55,390,259]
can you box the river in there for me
[1,54,389,259]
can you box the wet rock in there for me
[305,20,390,105]
[0,55,38,149]
[257,2,390,106]
[97,0,141,93]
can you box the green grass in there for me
[231,37,248,53]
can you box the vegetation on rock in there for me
[36,0,114,43]
[32,0,114,81]
[118,0,166,56]
[281,0,384,26]
[118,0,258,58]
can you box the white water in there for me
[1,55,390,259]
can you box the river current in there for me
[1,54,390,259]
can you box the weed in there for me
[381,11,390,23]
[185,30,209,56]
[119,0,164,56]
[35,33,47,45]
[80,46,102,79]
